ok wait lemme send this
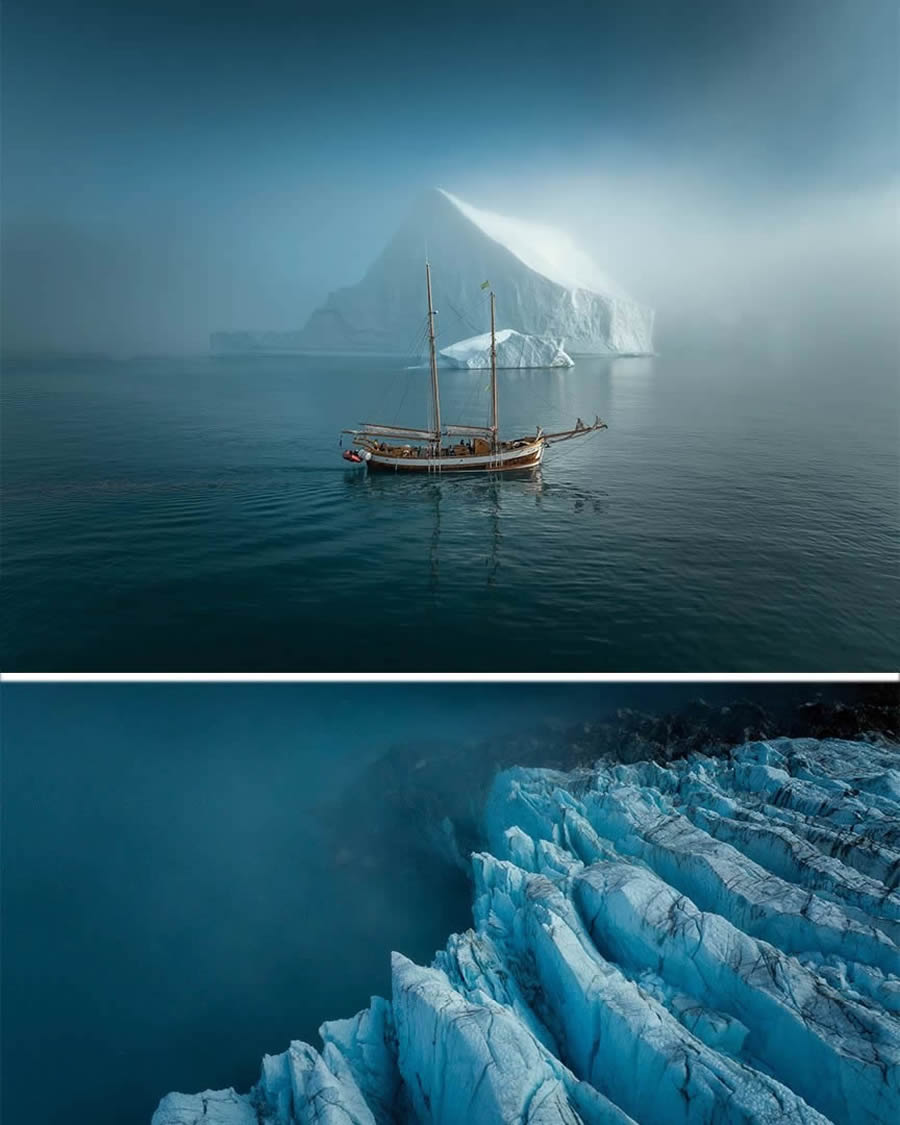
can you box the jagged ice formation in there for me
[438,329,574,369]
[153,738,900,1124]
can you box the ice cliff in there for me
[440,329,574,369]
[153,738,900,1124]
[211,189,654,357]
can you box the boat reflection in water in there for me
[343,463,609,594]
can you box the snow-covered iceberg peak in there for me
[439,329,574,369]
[438,189,627,300]
[153,737,900,1124]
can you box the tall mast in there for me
[490,289,498,450]
[425,261,441,457]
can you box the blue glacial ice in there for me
[152,738,900,1124]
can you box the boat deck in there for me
[363,436,545,473]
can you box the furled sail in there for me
[443,425,495,438]
[347,424,439,441]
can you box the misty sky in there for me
[2,0,898,353]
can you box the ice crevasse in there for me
[153,738,900,1124]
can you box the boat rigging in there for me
[342,263,606,473]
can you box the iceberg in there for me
[153,738,899,1124]
[439,329,574,369]
[211,188,655,357]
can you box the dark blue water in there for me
[1,681,683,1125]
[2,348,897,669]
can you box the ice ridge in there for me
[153,738,900,1124]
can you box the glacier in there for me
[152,737,900,1124]
[211,189,655,357]
[439,329,574,370]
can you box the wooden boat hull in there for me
[364,439,544,473]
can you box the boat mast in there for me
[425,262,441,458]
[490,289,498,450]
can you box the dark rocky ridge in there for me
[323,685,899,884]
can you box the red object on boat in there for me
[343,450,363,463]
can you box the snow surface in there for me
[438,190,626,300]
[212,189,655,356]
[439,329,574,369]
[152,738,900,1124]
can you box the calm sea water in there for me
[2,347,897,670]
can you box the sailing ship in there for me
[342,264,606,473]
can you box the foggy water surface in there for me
[2,682,683,1125]
[2,349,897,669]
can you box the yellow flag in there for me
[480,280,491,290]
